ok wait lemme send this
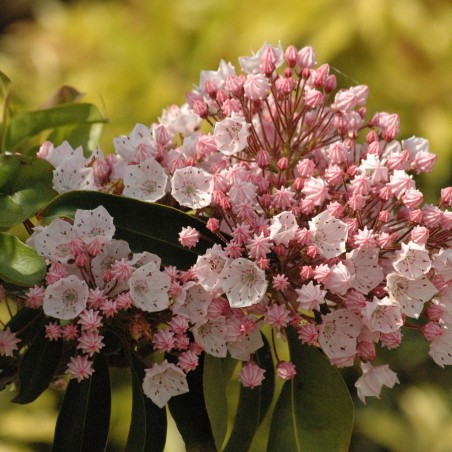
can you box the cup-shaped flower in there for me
[220,258,268,308]
[123,157,168,202]
[142,360,189,408]
[171,167,213,209]
[309,210,348,259]
[44,275,89,320]
[214,114,250,156]
[129,262,171,312]
[355,362,399,403]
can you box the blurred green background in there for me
[0,0,451,450]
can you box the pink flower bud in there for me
[205,80,217,98]
[313,64,329,87]
[277,157,289,171]
[277,361,297,380]
[410,225,429,244]
[320,75,335,95]
[225,74,244,97]
[216,89,229,105]
[297,46,317,69]
[193,100,208,119]
[284,45,298,67]
[206,218,220,233]
[440,187,452,207]
[420,322,442,341]
[357,341,376,361]
[239,362,266,388]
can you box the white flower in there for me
[191,317,227,358]
[30,218,77,264]
[269,211,299,246]
[393,241,432,280]
[74,206,115,244]
[220,258,268,308]
[123,158,168,202]
[53,153,95,193]
[433,248,452,282]
[346,249,384,295]
[214,114,250,156]
[172,282,211,323]
[355,362,399,403]
[309,210,348,258]
[44,275,89,320]
[195,245,229,293]
[171,167,213,209]
[386,272,437,318]
[363,296,403,334]
[142,360,189,408]
[113,123,155,163]
[129,262,171,312]
[429,328,452,368]
[238,41,284,74]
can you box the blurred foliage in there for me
[0,0,451,450]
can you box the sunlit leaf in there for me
[126,355,167,452]
[53,353,111,452]
[0,155,56,229]
[0,71,11,152]
[224,334,274,452]
[12,327,63,404]
[3,103,105,152]
[203,353,237,451]
[267,328,354,452]
[38,191,222,269]
[168,353,216,452]
[0,232,46,286]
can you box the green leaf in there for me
[38,191,222,269]
[224,334,274,452]
[0,155,57,228]
[168,353,217,452]
[53,353,111,452]
[12,327,63,404]
[126,355,167,452]
[267,328,354,452]
[0,232,46,286]
[0,71,11,152]
[3,103,106,152]
[6,308,43,345]
[48,121,104,152]
[203,353,238,451]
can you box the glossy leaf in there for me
[126,355,167,452]
[267,328,354,452]
[3,103,105,152]
[53,353,111,452]
[0,232,46,286]
[224,334,274,452]
[12,327,63,404]
[48,121,104,152]
[0,155,56,228]
[168,353,217,452]
[38,191,222,269]
[203,353,238,451]
[6,307,43,345]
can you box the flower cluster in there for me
[5,42,450,405]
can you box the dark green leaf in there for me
[38,191,222,269]
[203,353,238,451]
[53,352,111,452]
[126,355,167,452]
[12,327,63,404]
[224,334,274,452]
[168,353,217,452]
[4,103,105,152]
[0,155,56,228]
[6,308,43,345]
[267,328,354,452]
[48,121,104,152]
[0,232,46,286]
